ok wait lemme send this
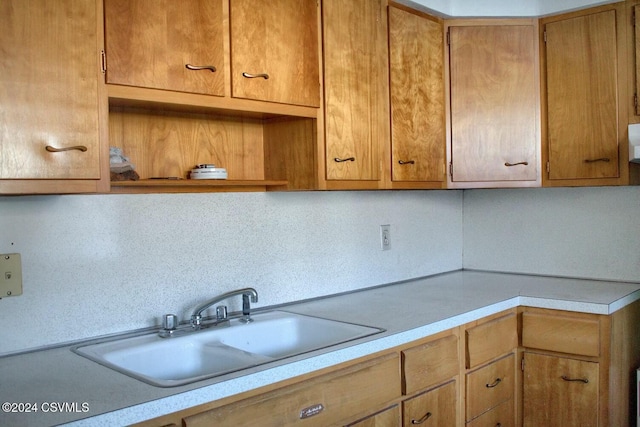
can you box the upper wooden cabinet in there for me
[541,3,629,186]
[104,0,320,108]
[321,0,390,187]
[389,5,446,188]
[0,0,107,194]
[446,19,541,188]
[230,0,320,107]
[104,0,225,97]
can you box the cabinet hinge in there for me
[100,50,107,74]
[449,162,453,177]
[446,29,450,46]
[521,357,525,372]
[546,161,550,174]
[543,30,547,44]
[635,93,638,110]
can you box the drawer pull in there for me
[411,411,432,424]
[299,403,324,419]
[185,64,217,73]
[242,72,269,80]
[561,375,589,384]
[45,145,87,153]
[504,161,528,166]
[485,378,502,388]
[398,160,415,165]
[584,157,610,163]
[334,157,355,163]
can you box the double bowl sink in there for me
[73,311,384,387]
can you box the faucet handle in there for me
[215,305,228,321]
[162,314,178,331]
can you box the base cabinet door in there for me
[402,380,457,427]
[522,352,599,427]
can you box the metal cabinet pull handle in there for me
[45,145,87,153]
[561,375,589,383]
[504,161,528,166]
[242,72,269,80]
[185,64,217,73]
[584,158,610,163]
[411,411,432,424]
[486,378,502,388]
[398,160,415,165]
[334,157,355,162]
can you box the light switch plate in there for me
[0,253,22,297]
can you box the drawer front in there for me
[466,313,517,368]
[522,312,600,357]
[466,399,514,427]
[184,354,400,427]
[402,334,459,394]
[402,380,457,427]
[466,353,515,421]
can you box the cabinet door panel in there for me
[545,10,619,180]
[230,0,319,107]
[402,381,457,427]
[104,0,224,96]
[466,353,515,421]
[449,24,538,183]
[523,352,598,427]
[389,7,445,182]
[323,0,389,181]
[0,0,100,179]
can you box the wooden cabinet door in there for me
[0,0,101,180]
[523,352,599,427]
[448,22,539,187]
[345,405,400,427]
[104,0,224,96]
[389,6,445,183]
[544,9,619,180]
[402,381,457,427]
[323,0,390,181]
[230,0,319,107]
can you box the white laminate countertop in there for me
[2,270,640,427]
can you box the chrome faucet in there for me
[190,288,258,329]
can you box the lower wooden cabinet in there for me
[345,405,400,427]
[402,380,457,427]
[467,398,514,427]
[466,354,515,422]
[522,352,598,427]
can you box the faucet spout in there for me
[190,288,258,329]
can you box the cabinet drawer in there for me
[184,354,400,427]
[466,313,517,368]
[466,399,514,427]
[466,353,515,421]
[402,334,458,394]
[522,312,600,357]
[402,380,457,427]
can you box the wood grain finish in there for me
[110,107,265,180]
[522,312,600,357]
[183,354,400,427]
[466,313,518,369]
[389,6,445,183]
[402,381,457,427]
[466,398,514,427]
[523,352,598,427]
[0,0,101,180]
[104,0,225,96]
[402,334,459,395]
[230,0,319,107]
[544,9,619,180]
[448,22,539,185]
[345,405,400,427]
[466,353,515,422]
[323,0,389,182]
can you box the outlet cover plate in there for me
[1,253,23,297]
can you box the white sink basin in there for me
[73,311,383,387]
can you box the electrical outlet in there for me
[0,253,23,297]
[380,225,391,251]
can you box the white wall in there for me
[408,0,619,16]
[463,187,640,281]
[0,191,463,355]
